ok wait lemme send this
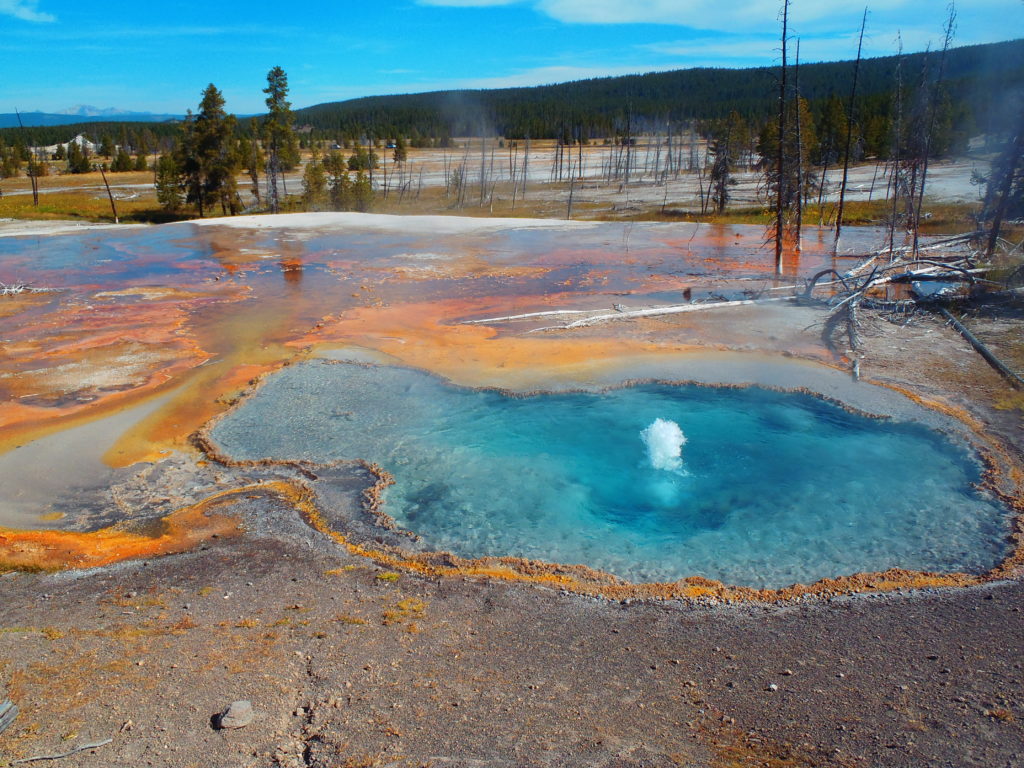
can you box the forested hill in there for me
[294,39,1024,141]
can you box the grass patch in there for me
[0,562,57,576]
[382,597,427,626]
[0,626,64,639]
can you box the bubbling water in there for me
[641,418,687,472]
[209,362,1012,588]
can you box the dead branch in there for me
[529,297,793,332]
[11,738,113,764]
[844,233,977,278]
[462,308,595,325]
[0,281,58,296]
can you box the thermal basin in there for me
[209,361,1011,589]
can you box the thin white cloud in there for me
[416,0,886,30]
[418,0,1016,41]
[417,0,520,6]
[0,0,55,22]
[535,0,896,31]
[640,29,940,67]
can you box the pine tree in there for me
[111,148,134,172]
[263,66,298,213]
[66,139,91,174]
[353,170,373,211]
[393,136,408,164]
[302,152,328,210]
[177,85,240,217]
[154,153,182,211]
[324,151,352,210]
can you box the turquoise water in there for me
[210,361,1010,588]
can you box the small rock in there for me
[781,669,794,676]
[218,700,254,729]
[766,683,779,692]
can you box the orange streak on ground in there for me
[105,360,289,467]
[288,297,703,383]
[0,287,252,454]
[0,487,255,571]
[104,280,327,466]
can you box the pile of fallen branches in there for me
[802,233,994,310]
[801,231,1023,386]
[0,281,56,296]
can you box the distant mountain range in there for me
[0,108,181,128]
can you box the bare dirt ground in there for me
[1,295,1022,767]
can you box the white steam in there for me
[640,418,687,472]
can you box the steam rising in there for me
[641,418,686,472]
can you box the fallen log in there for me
[529,297,793,332]
[463,308,595,324]
[934,305,1024,389]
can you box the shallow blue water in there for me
[210,361,1010,588]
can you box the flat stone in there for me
[218,700,254,729]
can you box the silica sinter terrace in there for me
[210,361,1010,589]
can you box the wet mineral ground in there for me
[0,213,1022,767]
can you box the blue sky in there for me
[2,0,1020,114]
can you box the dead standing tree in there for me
[981,102,1024,258]
[833,7,868,253]
[773,0,791,275]
[764,1,810,272]
[911,4,957,256]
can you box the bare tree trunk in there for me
[624,108,633,189]
[817,160,829,225]
[478,129,486,207]
[443,149,451,199]
[14,110,39,207]
[794,38,804,253]
[834,7,867,252]
[867,159,880,201]
[887,37,905,257]
[775,0,790,275]
[99,167,119,223]
[985,114,1024,257]
[912,5,956,256]
[521,136,529,200]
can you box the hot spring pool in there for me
[209,361,1010,588]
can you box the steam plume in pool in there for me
[641,418,687,471]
